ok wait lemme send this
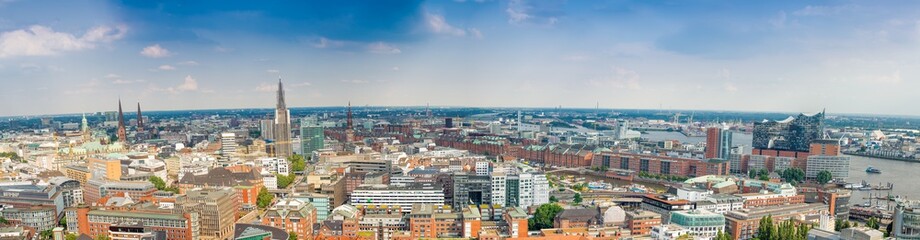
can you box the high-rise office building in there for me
[260,119,275,140]
[220,132,237,158]
[752,111,824,152]
[705,126,732,159]
[490,172,549,208]
[300,118,325,157]
[274,79,292,158]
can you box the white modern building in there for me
[259,157,290,176]
[475,161,490,176]
[489,170,549,208]
[806,155,850,181]
[350,183,445,212]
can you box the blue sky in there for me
[1,0,918,116]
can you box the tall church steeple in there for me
[273,77,292,158]
[116,99,127,142]
[136,102,144,132]
[345,101,354,143]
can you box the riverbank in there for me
[843,152,919,163]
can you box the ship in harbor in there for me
[866,166,882,174]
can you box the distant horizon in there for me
[5,104,919,120]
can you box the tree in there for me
[573,193,583,204]
[676,234,693,240]
[0,217,7,225]
[65,234,78,240]
[715,230,732,240]
[756,216,775,240]
[288,231,297,240]
[288,154,306,173]
[549,196,558,203]
[817,170,833,184]
[276,173,294,189]
[95,235,111,240]
[40,230,53,240]
[149,176,167,190]
[867,217,880,230]
[528,203,563,230]
[781,168,805,184]
[257,187,274,208]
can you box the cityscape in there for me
[2,1,920,240]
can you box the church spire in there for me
[345,101,354,142]
[117,98,127,142]
[136,102,144,132]
[276,77,286,110]
[273,77,292,158]
[347,102,354,129]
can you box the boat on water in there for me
[866,166,882,174]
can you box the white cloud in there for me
[793,4,856,16]
[291,82,311,87]
[506,0,562,25]
[860,70,902,84]
[341,79,370,84]
[177,61,199,66]
[140,44,172,58]
[312,37,346,49]
[724,83,739,92]
[254,82,275,92]
[0,25,127,58]
[424,12,467,36]
[81,25,128,43]
[177,75,198,91]
[562,55,589,62]
[266,69,280,74]
[506,1,532,24]
[112,79,137,84]
[105,73,121,79]
[213,46,231,52]
[158,65,176,71]
[468,28,483,39]
[769,11,787,28]
[367,42,401,54]
[392,66,400,71]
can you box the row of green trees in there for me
[637,171,689,182]
[749,168,771,181]
[779,168,805,184]
[750,216,812,240]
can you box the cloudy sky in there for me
[0,0,918,116]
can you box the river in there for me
[642,131,915,202]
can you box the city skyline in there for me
[2,1,920,116]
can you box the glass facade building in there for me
[752,112,824,152]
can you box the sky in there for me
[1,0,919,117]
